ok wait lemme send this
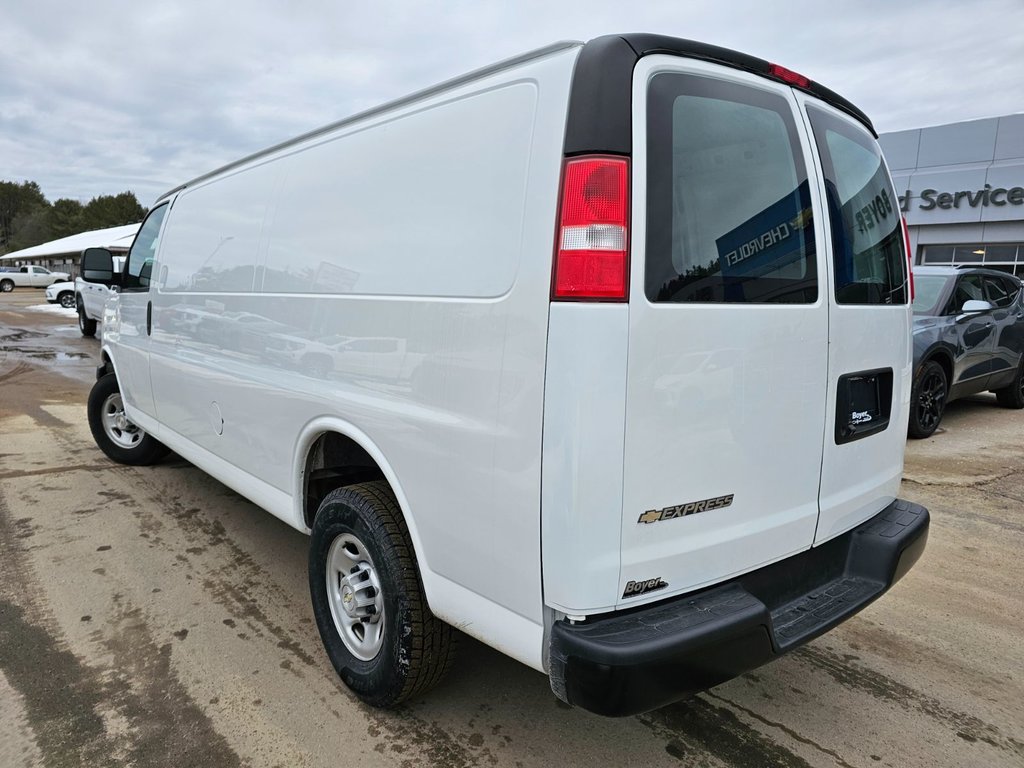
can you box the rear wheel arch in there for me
[97,349,118,381]
[920,347,953,387]
[295,420,431,583]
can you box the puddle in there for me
[22,350,90,361]
[0,329,49,342]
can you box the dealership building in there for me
[879,113,1024,277]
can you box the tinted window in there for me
[984,276,1016,308]
[912,274,949,315]
[807,107,907,305]
[953,274,985,310]
[646,74,817,304]
[125,204,168,291]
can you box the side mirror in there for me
[81,247,119,286]
[957,299,993,322]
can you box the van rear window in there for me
[807,106,908,305]
[645,73,817,304]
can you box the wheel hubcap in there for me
[326,533,385,661]
[917,373,946,430]
[100,393,143,449]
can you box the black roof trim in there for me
[564,33,876,156]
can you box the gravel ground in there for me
[1,288,1022,768]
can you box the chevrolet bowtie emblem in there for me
[638,509,663,525]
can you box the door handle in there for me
[146,301,153,336]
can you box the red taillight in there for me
[553,155,629,301]
[768,63,810,89]
[902,215,915,302]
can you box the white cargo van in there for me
[81,34,928,716]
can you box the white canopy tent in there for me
[0,223,140,263]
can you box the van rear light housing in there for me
[553,156,630,301]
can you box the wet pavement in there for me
[1,287,1022,767]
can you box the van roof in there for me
[156,39,584,203]
[157,34,876,204]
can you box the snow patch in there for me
[26,304,77,317]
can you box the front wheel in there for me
[908,360,948,439]
[309,482,455,707]
[87,374,168,465]
[994,357,1024,409]
[58,291,75,309]
[78,302,97,337]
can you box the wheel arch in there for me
[293,417,434,592]
[96,347,119,381]
[919,344,954,389]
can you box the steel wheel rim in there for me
[100,392,143,449]
[917,372,946,431]
[326,533,385,661]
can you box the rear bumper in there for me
[549,498,928,717]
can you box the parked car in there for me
[44,280,77,309]
[909,265,1024,437]
[78,34,928,716]
[0,265,71,291]
[75,256,124,336]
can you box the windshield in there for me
[913,274,950,315]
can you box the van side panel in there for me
[541,304,629,614]
[147,49,580,664]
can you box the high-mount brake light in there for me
[552,156,629,301]
[902,215,915,302]
[768,63,810,89]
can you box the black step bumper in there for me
[549,499,928,717]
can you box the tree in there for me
[80,192,146,231]
[0,181,145,254]
[48,198,85,240]
[6,209,52,252]
[0,181,48,251]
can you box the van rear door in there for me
[618,57,830,606]
[799,98,912,543]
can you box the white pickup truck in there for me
[74,256,124,336]
[0,265,71,291]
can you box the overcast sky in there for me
[2,0,1022,207]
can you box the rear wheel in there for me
[994,357,1024,409]
[908,360,947,439]
[87,374,168,465]
[78,301,97,337]
[309,481,455,707]
[0,279,13,292]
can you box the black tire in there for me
[994,357,1024,409]
[0,279,13,292]
[87,373,168,465]
[309,481,455,707]
[78,301,97,337]
[908,360,948,439]
[58,291,75,309]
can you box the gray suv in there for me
[910,266,1024,438]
